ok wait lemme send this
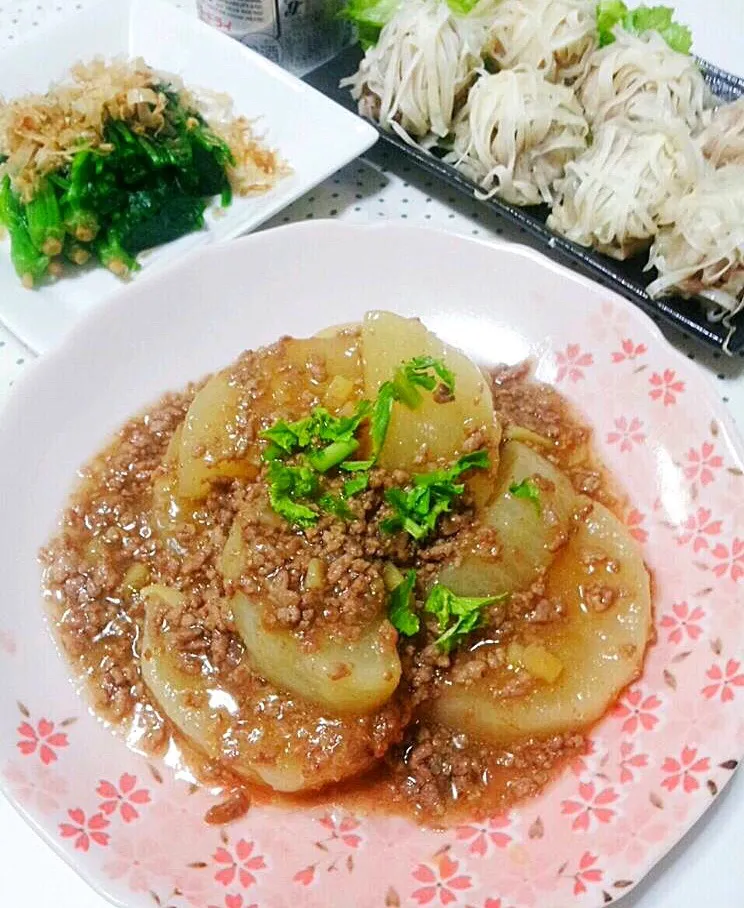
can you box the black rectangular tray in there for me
[305,45,744,355]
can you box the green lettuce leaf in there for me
[342,0,485,49]
[596,2,693,53]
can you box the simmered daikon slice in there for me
[231,592,401,715]
[177,372,256,500]
[140,585,404,792]
[361,311,500,474]
[437,441,578,596]
[431,502,652,744]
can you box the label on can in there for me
[197,0,352,75]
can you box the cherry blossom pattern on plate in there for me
[613,687,662,735]
[489,843,562,907]
[702,660,744,703]
[16,713,70,765]
[2,761,68,814]
[606,416,645,453]
[411,854,472,906]
[293,812,364,885]
[684,442,724,487]
[213,838,267,889]
[555,344,593,383]
[455,815,512,857]
[561,851,604,896]
[597,801,689,866]
[661,747,711,794]
[649,370,685,406]
[625,507,648,543]
[103,833,177,893]
[561,782,620,831]
[617,741,649,785]
[97,773,151,823]
[209,896,258,908]
[675,507,723,552]
[660,601,705,646]
[709,538,744,582]
[59,808,110,852]
[611,338,647,363]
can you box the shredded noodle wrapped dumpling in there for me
[576,28,707,130]
[696,97,744,169]
[485,0,597,83]
[340,0,491,143]
[547,119,702,260]
[647,165,744,315]
[446,67,589,206]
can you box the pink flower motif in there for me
[710,538,744,582]
[702,659,744,702]
[494,845,560,907]
[625,508,648,543]
[317,812,363,849]
[209,896,258,908]
[614,687,662,735]
[569,738,600,777]
[661,746,710,793]
[213,840,266,888]
[411,855,472,905]
[59,808,110,851]
[97,773,151,823]
[676,507,723,552]
[455,815,511,856]
[103,834,175,892]
[598,801,687,865]
[561,781,619,831]
[555,344,593,382]
[684,442,723,487]
[606,416,645,452]
[649,369,685,406]
[611,338,647,362]
[293,865,316,886]
[172,868,213,907]
[16,718,68,765]
[571,851,603,895]
[3,762,68,814]
[659,601,705,645]
[618,740,649,784]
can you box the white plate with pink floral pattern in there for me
[1,222,743,908]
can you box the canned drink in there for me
[196,0,352,76]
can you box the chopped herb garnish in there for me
[424,585,508,653]
[390,355,456,409]
[343,474,369,498]
[509,477,542,514]
[318,493,354,520]
[388,569,419,636]
[266,460,320,528]
[381,450,490,541]
[261,357,460,526]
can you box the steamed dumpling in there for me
[646,164,744,314]
[576,28,707,130]
[341,0,492,143]
[697,97,744,169]
[485,0,597,83]
[447,66,589,205]
[548,119,702,259]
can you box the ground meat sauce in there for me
[42,334,633,826]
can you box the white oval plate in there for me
[1,222,743,908]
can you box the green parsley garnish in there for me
[508,477,542,514]
[266,460,320,527]
[387,569,419,636]
[260,356,458,526]
[390,355,456,410]
[381,449,490,540]
[596,1,692,53]
[424,585,507,653]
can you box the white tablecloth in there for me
[0,1,742,905]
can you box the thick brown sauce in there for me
[42,342,632,827]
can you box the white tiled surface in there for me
[0,2,742,906]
